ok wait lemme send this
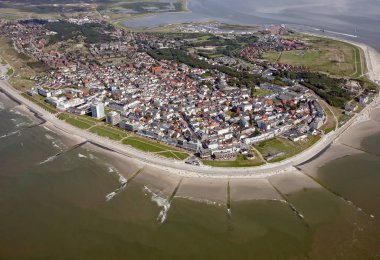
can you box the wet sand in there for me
[135,166,182,196]
[230,178,282,201]
[297,143,364,177]
[0,91,19,109]
[176,178,228,205]
[268,170,321,195]
[83,142,144,180]
[43,121,86,148]
[338,119,380,151]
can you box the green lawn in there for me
[319,101,337,133]
[262,51,281,61]
[21,93,57,114]
[80,115,104,124]
[254,88,274,97]
[255,136,321,162]
[157,151,189,160]
[57,113,70,121]
[123,136,189,160]
[262,36,362,77]
[66,118,92,129]
[202,154,264,168]
[338,114,353,126]
[57,113,95,129]
[6,68,13,75]
[90,126,127,141]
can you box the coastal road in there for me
[1,78,378,179]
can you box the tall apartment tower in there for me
[91,102,105,119]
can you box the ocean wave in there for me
[0,130,20,140]
[42,125,53,132]
[143,186,171,223]
[38,155,57,165]
[9,109,23,116]
[51,141,66,151]
[0,101,4,110]
[105,191,117,201]
[105,164,128,202]
[45,134,54,140]
[14,122,31,128]
[105,180,128,202]
[78,153,87,158]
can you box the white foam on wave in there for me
[105,180,128,202]
[43,125,53,132]
[51,141,63,150]
[78,153,87,158]
[9,109,23,116]
[105,164,128,202]
[45,134,54,140]
[15,122,30,128]
[38,155,57,165]
[0,130,20,140]
[105,191,117,201]
[143,186,171,223]
[119,174,127,184]
[0,101,4,110]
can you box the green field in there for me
[255,136,321,162]
[123,136,189,160]
[316,99,337,134]
[254,88,274,97]
[202,154,264,168]
[6,68,13,76]
[57,113,70,121]
[90,126,128,141]
[66,118,93,129]
[262,36,363,77]
[21,93,57,114]
[57,113,95,129]
[0,36,41,91]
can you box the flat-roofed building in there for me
[106,111,121,125]
[91,102,105,119]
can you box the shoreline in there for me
[0,33,379,181]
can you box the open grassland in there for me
[318,99,337,134]
[123,136,189,160]
[254,88,274,98]
[0,37,37,87]
[255,136,321,162]
[90,126,128,141]
[66,118,93,129]
[0,1,99,20]
[21,93,58,114]
[263,36,364,77]
[58,113,95,129]
[202,154,264,168]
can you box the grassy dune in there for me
[263,36,364,77]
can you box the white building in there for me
[106,111,121,125]
[91,102,105,119]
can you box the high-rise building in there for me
[106,111,121,125]
[91,102,105,119]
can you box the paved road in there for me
[1,79,378,179]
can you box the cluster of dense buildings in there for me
[0,18,329,159]
[240,34,308,72]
